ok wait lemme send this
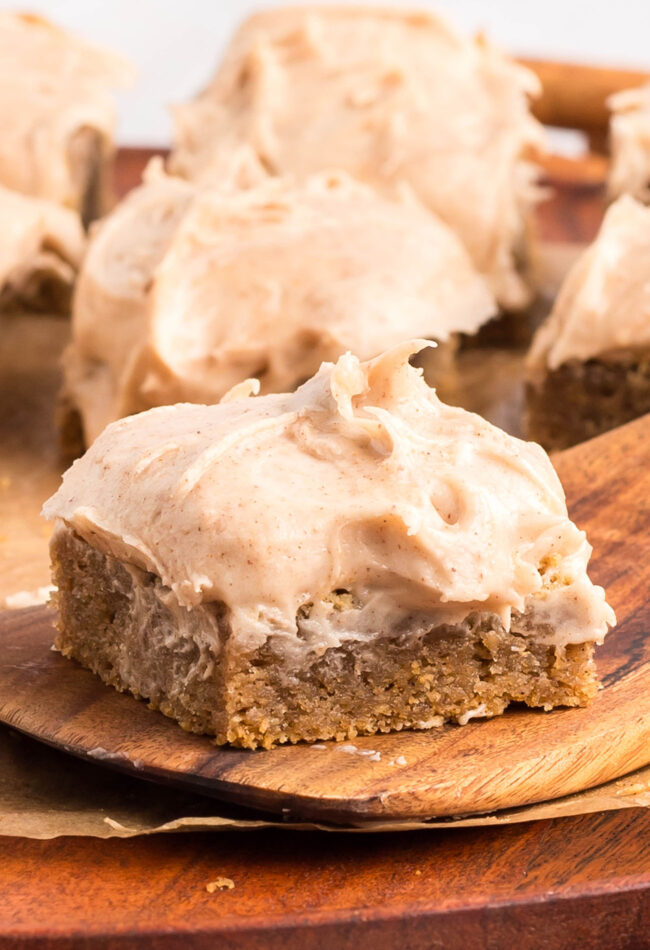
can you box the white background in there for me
[6,0,650,145]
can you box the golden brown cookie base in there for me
[51,527,598,750]
[526,355,650,451]
[462,293,548,351]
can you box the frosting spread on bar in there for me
[65,167,495,444]
[0,183,85,306]
[0,12,132,208]
[45,342,615,654]
[608,85,650,203]
[170,6,544,309]
[527,196,650,375]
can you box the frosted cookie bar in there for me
[44,342,615,749]
[0,12,132,224]
[170,6,544,311]
[527,196,650,451]
[608,85,650,204]
[0,184,84,313]
[62,166,495,448]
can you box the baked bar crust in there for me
[51,526,598,750]
[526,355,650,452]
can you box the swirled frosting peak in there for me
[45,342,615,656]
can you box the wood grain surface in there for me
[0,147,648,947]
[0,809,649,950]
[1,413,649,822]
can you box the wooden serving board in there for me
[1,414,648,823]
[1,808,648,950]
[0,113,649,943]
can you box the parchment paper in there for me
[1,725,648,838]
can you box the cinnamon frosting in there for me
[65,165,495,444]
[527,195,650,377]
[170,6,545,309]
[0,12,132,209]
[0,182,85,308]
[45,342,615,658]
[608,85,650,203]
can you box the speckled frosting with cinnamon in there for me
[45,342,615,660]
[171,6,545,309]
[65,166,495,444]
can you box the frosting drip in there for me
[45,342,615,656]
